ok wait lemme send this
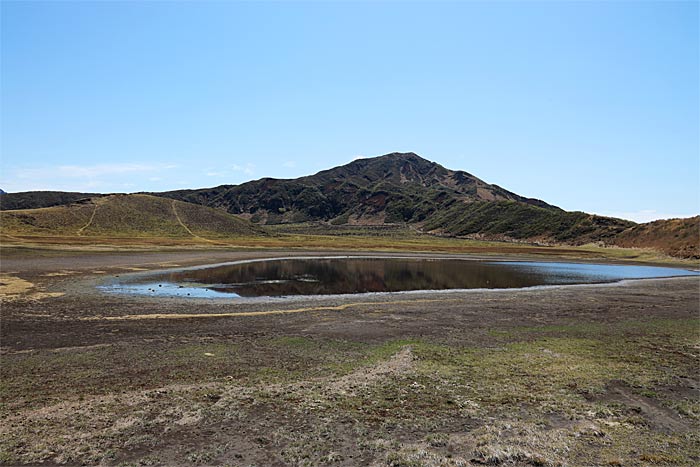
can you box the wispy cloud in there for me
[597,209,698,223]
[0,162,178,192]
[232,163,255,175]
[203,163,255,179]
[282,160,296,168]
[13,163,174,179]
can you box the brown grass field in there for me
[1,230,699,466]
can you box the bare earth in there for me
[1,248,698,466]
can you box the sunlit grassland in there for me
[1,229,696,267]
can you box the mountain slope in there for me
[422,200,634,244]
[0,194,266,239]
[160,152,553,226]
[159,152,639,247]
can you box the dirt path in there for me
[170,200,215,243]
[602,381,691,433]
[87,298,462,321]
[76,202,98,235]
[329,346,414,395]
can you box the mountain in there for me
[158,152,634,245]
[1,153,696,258]
[0,194,266,239]
[161,152,553,224]
[0,191,105,210]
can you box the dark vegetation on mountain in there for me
[160,152,553,224]
[0,191,105,211]
[0,194,265,238]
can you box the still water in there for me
[99,257,699,299]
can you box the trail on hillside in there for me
[171,200,215,243]
[76,203,98,235]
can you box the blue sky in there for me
[1,1,698,222]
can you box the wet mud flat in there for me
[1,249,699,466]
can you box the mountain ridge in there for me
[158,152,556,226]
[0,191,106,210]
[153,152,696,257]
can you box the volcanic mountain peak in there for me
[156,152,554,227]
[302,152,546,207]
[302,152,446,186]
[350,151,436,170]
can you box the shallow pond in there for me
[99,257,699,299]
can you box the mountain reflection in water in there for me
[127,258,696,298]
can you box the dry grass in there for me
[0,274,64,302]
[2,318,698,465]
[0,194,263,239]
[2,231,695,267]
[88,298,462,321]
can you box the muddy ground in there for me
[1,248,699,466]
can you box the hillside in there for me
[0,194,266,239]
[159,152,639,247]
[159,152,553,226]
[612,216,699,259]
[0,191,105,210]
[422,200,634,244]
[1,153,696,259]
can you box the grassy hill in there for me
[0,194,266,239]
[422,200,635,244]
[612,216,699,259]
